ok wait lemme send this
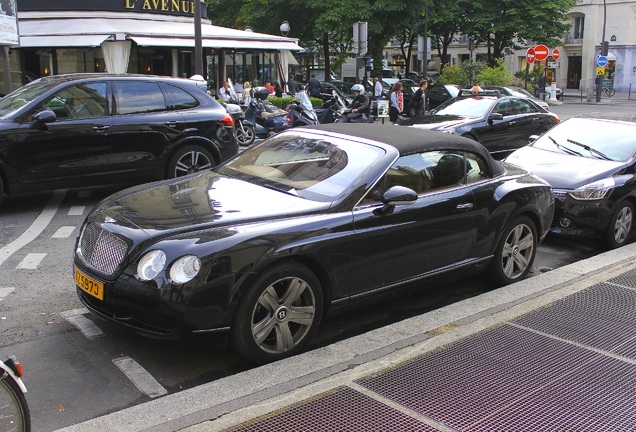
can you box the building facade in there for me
[1,0,301,94]
[384,0,635,95]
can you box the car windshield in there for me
[506,87,534,98]
[216,131,386,202]
[431,97,494,117]
[531,117,636,162]
[0,80,57,117]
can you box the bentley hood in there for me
[90,171,328,235]
[405,115,470,130]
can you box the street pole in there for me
[194,0,203,76]
[595,0,607,103]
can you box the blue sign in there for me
[597,56,609,67]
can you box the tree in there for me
[461,0,574,65]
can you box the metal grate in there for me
[468,355,636,431]
[225,386,436,432]
[607,268,636,289]
[514,283,636,356]
[357,325,597,430]
[78,223,128,275]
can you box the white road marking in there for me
[52,226,76,238]
[61,308,104,339]
[113,356,168,398]
[17,253,47,269]
[68,206,85,216]
[0,287,15,302]
[0,189,66,267]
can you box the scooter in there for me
[248,87,292,135]
[285,91,318,127]
[315,90,347,124]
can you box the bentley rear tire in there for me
[487,215,537,286]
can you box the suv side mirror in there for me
[31,109,57,129]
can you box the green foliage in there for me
[475,59,513,85]
[437,65,469,88]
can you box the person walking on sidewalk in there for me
[408,79,429,117]
[373,77,383,100]
[389,82,403,124]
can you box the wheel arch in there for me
[164,137,222,178]
[234,256,334,319]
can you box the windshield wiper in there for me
[566,139,612,161]
[547,136,583,157]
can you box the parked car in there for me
[482,85,550,110]
[505,113,636,249]
[73,124,554,363]
[399,92,559,158]
[0,73,238,201]
[319,81,353,104]
[427,83,461,110]
[381,68,400,86]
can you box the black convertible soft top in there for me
[300,123,504,176]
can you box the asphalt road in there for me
[0,98,634,431]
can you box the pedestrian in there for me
[307,74,322,98]
[218,81,231,101]
[408,79,429,117]
[242,81,253,106]
[264,81,274,95]
[373,77,383,100]
[538,72,547,100]
[287,76,299,95]
[273,81,283,98]
[388,82,403,125]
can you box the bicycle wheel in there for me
[0,376,30,432]
[608,87,616,97]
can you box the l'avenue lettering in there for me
[125,0,195,14]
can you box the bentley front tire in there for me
[231,261,323,363]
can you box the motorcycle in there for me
[284,91,318,127]
[0,356,30,431]
[245,87,291,136]
[315,90,347,124]
[222,79,258,146]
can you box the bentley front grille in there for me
[78,223,129,275]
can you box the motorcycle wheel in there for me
[236,123,256,146]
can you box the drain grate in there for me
[357,325,597,430]
[514,283,636,357]
[226,386,437,432]
[469,355,636,431]
[607,268,636,289]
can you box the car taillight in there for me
[218,113,234,126]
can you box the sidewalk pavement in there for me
[556,90,635,105]
[56,243,636,432]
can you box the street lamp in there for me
[280,21,290,37]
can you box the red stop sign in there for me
[535,44,549,61]
[552,48,560,61]
[526,48,536,64]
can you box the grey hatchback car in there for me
[0,73,238,200]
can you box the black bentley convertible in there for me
[73,124,554,363]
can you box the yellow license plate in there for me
[74,267,104,300]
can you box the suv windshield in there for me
[0,80,58,117]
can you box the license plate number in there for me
[74,267,104,300]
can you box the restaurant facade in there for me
[1,0,301,94]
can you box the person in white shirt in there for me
[218,81,231,101]
[373,77,383,100]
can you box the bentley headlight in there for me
[137,250,166,281]
[568,178,615,200]
[170,255,201,284]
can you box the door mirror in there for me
[30,109,57,129]
[382,185,417,205]
[489,113,504,121]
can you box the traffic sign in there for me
[596,66,605,76]
[535,44,549,61]
[552,48,560,61]
[526,48,536,64]
[597,55,608,67]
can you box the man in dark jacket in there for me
[307,74,321,98]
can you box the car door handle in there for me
[92,125,110,132]
[508,121,516,125]
[165,121,181,127]
[456,203,473,210]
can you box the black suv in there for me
[0,74,238,200]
